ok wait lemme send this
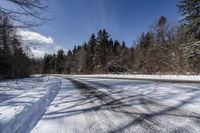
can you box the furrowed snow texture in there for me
[66,74,200,82]
[0,78,61,133]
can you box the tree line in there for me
[0,0,199,80]
[0,0,47,80]
[0,15,31,79]
[43,0,200,75]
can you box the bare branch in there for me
[0,0,49,28]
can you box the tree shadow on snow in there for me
[42,78,200,132]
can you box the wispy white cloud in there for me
[18,30,54,44]
[18,30,62,58]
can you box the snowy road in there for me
[31,77,200,133]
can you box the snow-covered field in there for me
[0,75,200,133]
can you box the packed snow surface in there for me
[0,75,200,133]
[65,74,200,82]
[32,76,200,133]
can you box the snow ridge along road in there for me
[64,74,200,82]
[0,77,61,133]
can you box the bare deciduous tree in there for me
[0,0,49,28]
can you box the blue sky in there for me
[35,0,180,50]
[1,0,181,56]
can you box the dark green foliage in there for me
[138,32,154,50]
[0,15,31,79]
[43,50,65,74]
[85,34,96,73]
[154,16,168,43]
[56,49,65,74]
[95,29,110,70]
[178,0,200,39]
[31,0,200,75]
[41,14,200,75]
[158,16,167,26]
[43,54,55,74]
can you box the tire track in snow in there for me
[68,78,160,133]
[69,78,200,133]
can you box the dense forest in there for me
[0,0,200,80]
[0,0,46,79]
[43,0,200,75]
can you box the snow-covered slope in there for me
[0,77,61,133]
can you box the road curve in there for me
[31,77,200,133]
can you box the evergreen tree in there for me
[156,16,167,43]
[11,46,30,78]
[86,34,97,73]
[77,43,88,73]
[145,32,154,48]
[139,32,154,49]
[73,45,77,55]
[0,16,12,78]
[122,41,126,49]
[96,29,110,71]
[178,0,200,39]
[138,33,146,49]
[0,15,32,79]
[56,49,65,74]
[65,50,73,74]
[113,40,121,55]
[52,54,56,73]
[43,54,53,74]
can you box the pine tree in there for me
[95,29,110,72]
[56,49,65,74]
[0,16,12,79]
[43,55,53,74]
[0,15,32,79]
[146,32,154,47]
[77,43,88,73]
[184,41,200,74]
[156,16,167,43]
[138,33,146,49]
[178,0,200,39]
[122,41,126,49]
[65,50,73,74]
[113,40,121,55]
[12,45,30,78]
[86,34,97,73]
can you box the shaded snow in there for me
[1,75,200,133]
[31,76,200,133]
[0,77,61,133]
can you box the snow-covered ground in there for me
[30,78,88,133]
[63,74,200,82]
[32,76,200,133]
[0,75,200,133]
[78,77,200,114]
[0,76,61,133]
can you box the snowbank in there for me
[0,78,61,133]
[0,77,50,103]
[64,74,200,82]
